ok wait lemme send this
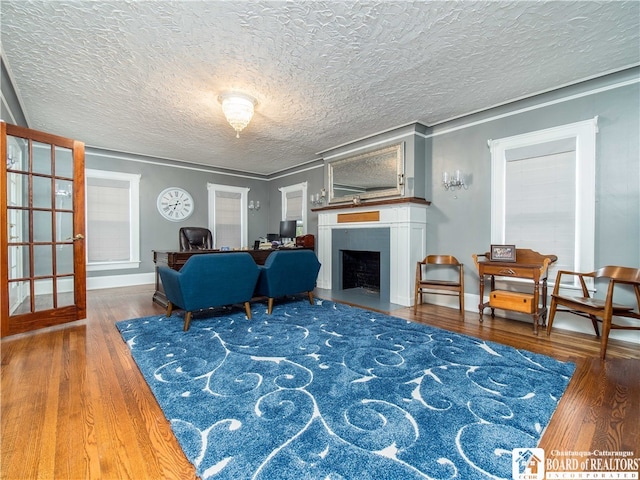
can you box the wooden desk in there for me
[472,249,557,334]
[152,248,307,307]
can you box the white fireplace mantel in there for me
[316,200,428,306]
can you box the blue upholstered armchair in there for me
[158,252,260,331]
[255,249,321,314]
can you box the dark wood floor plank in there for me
[1,285,638,479]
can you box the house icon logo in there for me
[512,448,545,480]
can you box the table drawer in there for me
[482,265,536,279]
[489,290,535,313]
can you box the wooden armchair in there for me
[546,266,640,359]
[414,255,464,314]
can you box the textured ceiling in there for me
[2,1,639,176]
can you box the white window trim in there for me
[207,183,249,249]
[489,117,598,286]
[279,181,308,233]
[85,169,141,271]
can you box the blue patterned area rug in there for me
[116,299,575,480]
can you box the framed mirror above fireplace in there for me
[327,142,404,204]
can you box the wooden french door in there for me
[1,122,86,337]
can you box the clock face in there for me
[157,187,194,222]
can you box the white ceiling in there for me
[2,1,638,176]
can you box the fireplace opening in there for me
[342,250,380,293]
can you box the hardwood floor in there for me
[2,285,638,479]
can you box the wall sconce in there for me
[442,170,467,190]
[310,188,326,207]
[248,200,260,211]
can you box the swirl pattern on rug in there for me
[116,299,575,479]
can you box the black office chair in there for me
[179,227,213,251]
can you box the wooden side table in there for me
[472,249,557,334]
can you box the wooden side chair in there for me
[414,255,464,314]
[546,266,640,359]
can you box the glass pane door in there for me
[2,122,86,336]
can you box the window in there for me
[279,182,308,236]
[207,183,249,249]
[85,169,141,271]
[489,118,597,288]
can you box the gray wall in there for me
[84,153,324,280]
[85,150,270,278]
[1,58,27,126]
[423,68,639,293]
[266,162,325,241]
[3,57,638,296]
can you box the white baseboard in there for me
[421,293,640,345]
[87,272,155,290]
[82,279,640,346]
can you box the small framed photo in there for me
[490,244,516,262]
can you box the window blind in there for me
[215,190,241,248]
[285,190,303,221]
[505,151,576,282]
[86,178,130,262]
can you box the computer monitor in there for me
[279,220,297,241]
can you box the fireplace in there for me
[342,250,380,292]
[331,228,390,302]
[316,201,428,306]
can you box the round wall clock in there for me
[157,187,194,222]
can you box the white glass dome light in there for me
[219,92,256,138]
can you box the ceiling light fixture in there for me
[218,92,256,138]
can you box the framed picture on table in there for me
[490,244,516,262]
